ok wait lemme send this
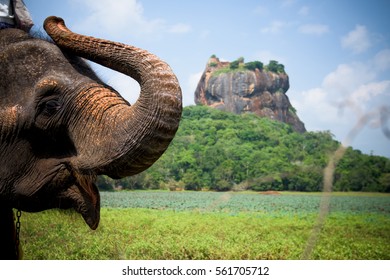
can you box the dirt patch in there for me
[259,191,281,195]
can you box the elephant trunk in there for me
[43,16,182,178]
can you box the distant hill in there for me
[98,106,390,193]
[194,55,306,133]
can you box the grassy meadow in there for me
[19,191,390,260]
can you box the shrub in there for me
[266,60,285,73]
[229,60,240,69]
[244,61,263,71]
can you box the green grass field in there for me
[19,191,390,260]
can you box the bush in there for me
[266,60,285,73]
[229,60,240,69]
[244,61,263,71]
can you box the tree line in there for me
[98,106,390,192]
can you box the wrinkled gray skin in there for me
[0,16,182,254]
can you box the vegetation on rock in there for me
[212,57,283,76]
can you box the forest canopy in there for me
[98,106,390,192]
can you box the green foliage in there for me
[211,65,245,76]
[244,60,263,71]
[99,191,390,214]
[266,60,285,73]
[334,148,390,192]
[289,106,297,115]
[211,57,287,76]
[99,106,390,192]
[229,59,240,69]
[212,57,265,76]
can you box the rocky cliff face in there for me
[194,56,306,133]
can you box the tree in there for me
[96,175,115,191]
[378,173,390,192]
[182,169,203,190]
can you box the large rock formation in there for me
[194,56,306,133]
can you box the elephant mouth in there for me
[15,162,100,230]
[57,172,100,230]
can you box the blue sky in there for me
[26,0,390,158]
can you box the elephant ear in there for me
[44,17,182,179]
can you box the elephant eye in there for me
[42,99,62,116]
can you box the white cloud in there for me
[261,21,287,34]
[71,0,190,38]
[320,61,390,116]
[298,24,329,36]
[292,87,342,130]
[341,25,371,54]
[293,49,390,147]
[323,63,375,95]
[351,81,390,104]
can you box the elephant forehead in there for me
[1,40,71,79]
[36,79,59,88]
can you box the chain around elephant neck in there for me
[15,209,22,259]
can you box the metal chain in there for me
[15,209,22,259]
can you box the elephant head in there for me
[0,17,182,232]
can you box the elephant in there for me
[0,16,182,259]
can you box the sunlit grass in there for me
[20,203,390,260]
